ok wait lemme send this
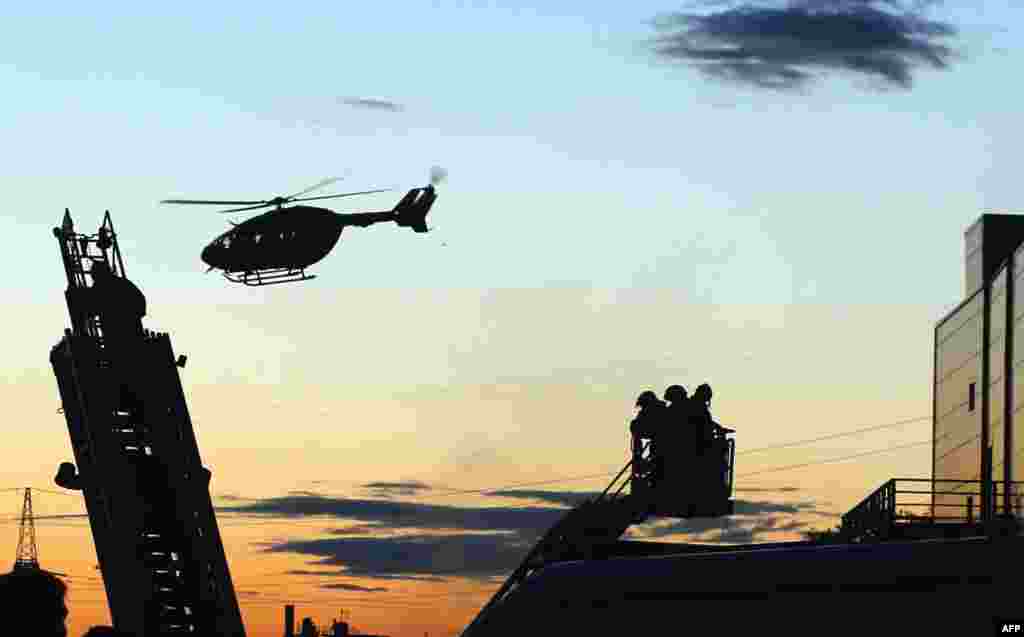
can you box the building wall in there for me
[1012,247,1024,507]
[966,220,983,296]
[990,267,1007,494]
[934,247,1024,518]
[934,291,983,516]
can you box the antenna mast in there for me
[14,488,39,572]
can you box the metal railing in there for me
[842,479,1024,539]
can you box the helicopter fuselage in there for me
[201,205,345,273]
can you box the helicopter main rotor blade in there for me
[291,188,393,203]
[286,177,346,201]
[218,203,276,214]
[161,199,268,206]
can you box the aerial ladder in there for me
[50,210,245,636]
[460,422,735,636]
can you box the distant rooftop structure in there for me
[963,213,1024,296]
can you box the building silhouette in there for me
[282,606,388,637]
[49,210,245,635]
[284,604,295,637]
[933,213,1024,518]
[329,618,349,637]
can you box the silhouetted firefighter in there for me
[630,391,666,488]
[90,260,146,349]
[630,383,736,506]
[691,383,735,451]
[662,384,690,479]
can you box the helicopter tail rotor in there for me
[394,185,437,233]
[394,166,443,232]
[430,165,448,186]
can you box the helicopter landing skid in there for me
[223,268,317,286]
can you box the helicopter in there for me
[160,167,444,286]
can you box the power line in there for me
[392,416,936,500]
[32,487,82,498]
[933,431,982,464]
[293,416,933,497]
[0,415,938,531]
[4,414,937,506]
[736,439,933,478]
[736,416,930,456]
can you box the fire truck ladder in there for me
[461,427,736,637]
[53,210,206,634]
[460,443,653,637]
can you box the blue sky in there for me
[1,1,1019,305]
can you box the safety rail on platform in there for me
[841,479,1024,540]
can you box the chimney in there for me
[284,605,295,637]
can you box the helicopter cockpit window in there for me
[220,236,232,249]
[253,233,262,244]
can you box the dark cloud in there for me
[485,488,805,507]
[320,582,389,592]
[221,493,824,540]
[484,490,600,507]
[715,516,809,543]
[715,525,760,543]
[264,532,533,581]
[324,524,387,536]
[650,0,958,91]
[220,493,562,538]
[341,97,404,112]
[233,491,830,580]
[633,499,821,539]
[214,494,258,502]
[353,573,451,583]
[363,481,432,498]
[363,481,431,491]
[732,499,806,515]
[285,569,445,583]
[285,569,338,576]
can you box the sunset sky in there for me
[2,1,1021,636]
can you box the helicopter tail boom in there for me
[394,185,436,233]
